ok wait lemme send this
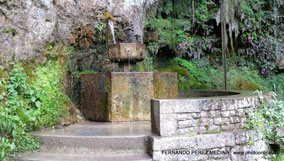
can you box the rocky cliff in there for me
[0,0,160,62]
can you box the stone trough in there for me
[150,91,269,161]
[80,72,178,122]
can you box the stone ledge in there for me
[151,130,268,161]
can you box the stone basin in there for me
[108,43,146,62]
[151,90,256,136]
[80,72,178,122]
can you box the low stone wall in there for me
[151,95,257,136]
[151,130,268,161]
[150,92,269,161]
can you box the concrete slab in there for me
[33,121,151,137]
[17,152,152,161]
[31,122,152,154]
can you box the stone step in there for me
[17,152,152,161]
[31,121,151,154]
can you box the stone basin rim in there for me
[154,90,258,100]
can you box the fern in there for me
[172,57,208,83]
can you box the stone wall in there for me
[150,92,270,161]
[151,95,257,136]
[151,131,268,161]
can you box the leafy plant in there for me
[273,151,284,161]
[0,60,69,160]
[246,92,284,149]
[172,57,209,83]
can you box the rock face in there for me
[278,58,284,70]
[0,0,160,62]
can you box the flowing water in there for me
[108,20,116,44]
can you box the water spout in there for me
[108,19,116,44]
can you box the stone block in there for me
[191,112,201,119]
[208,110,221,118]
[81,72,177,122]
[176,128,195,135]
[208,125,221,131]
[80,73,110,121]
[206,147,231,161]
[229,116,241,124]
[158,99,201,114]
[108,43,146,62]
[231,140,268,161]
[152,114,177,136]
[81,72,153,122]
[177,113,192,121]
[236,109,245,117]
[199,118,213,126]
[196,133,235,149]
[151,136,197,151]
[213,118,223,125]
[221,111,230,118]
[237,97,256,108]
[201,111,208,118]
[199,99,212,111]
[178,120,197,128]
[153,72,178,99]
[227,100,238,110]
[221,124,235,131]
[234,131,248,145]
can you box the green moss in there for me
[159,61,210,90]
[80,70,97,75]
[3,27,17,36]
[132,63,147,72]
[0,69,8,79]
[235,80,261,90]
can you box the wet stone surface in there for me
[81,72,178,122]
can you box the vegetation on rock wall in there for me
[247,92,284,159]
[143,0,284,154]
[143,0,284,93]
[0,51,71,160]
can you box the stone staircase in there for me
[16,122,152,161]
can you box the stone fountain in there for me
[80,15,178,122]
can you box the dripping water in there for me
[127,48,131,71]
[108,19,116,44]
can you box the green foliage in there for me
[146,0,220,57]
[0,61,69,160]
[273,151,284,161]
[132,55,154,72]
[246,92,284,149]
[156,56,284,98]
[172,57,208,83]
[159,57,210,90]
[147,0,283,76]
[31,61,69,128]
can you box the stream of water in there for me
[108,20,116,44]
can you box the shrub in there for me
[246,92,284,149]
[0,60,69,160]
